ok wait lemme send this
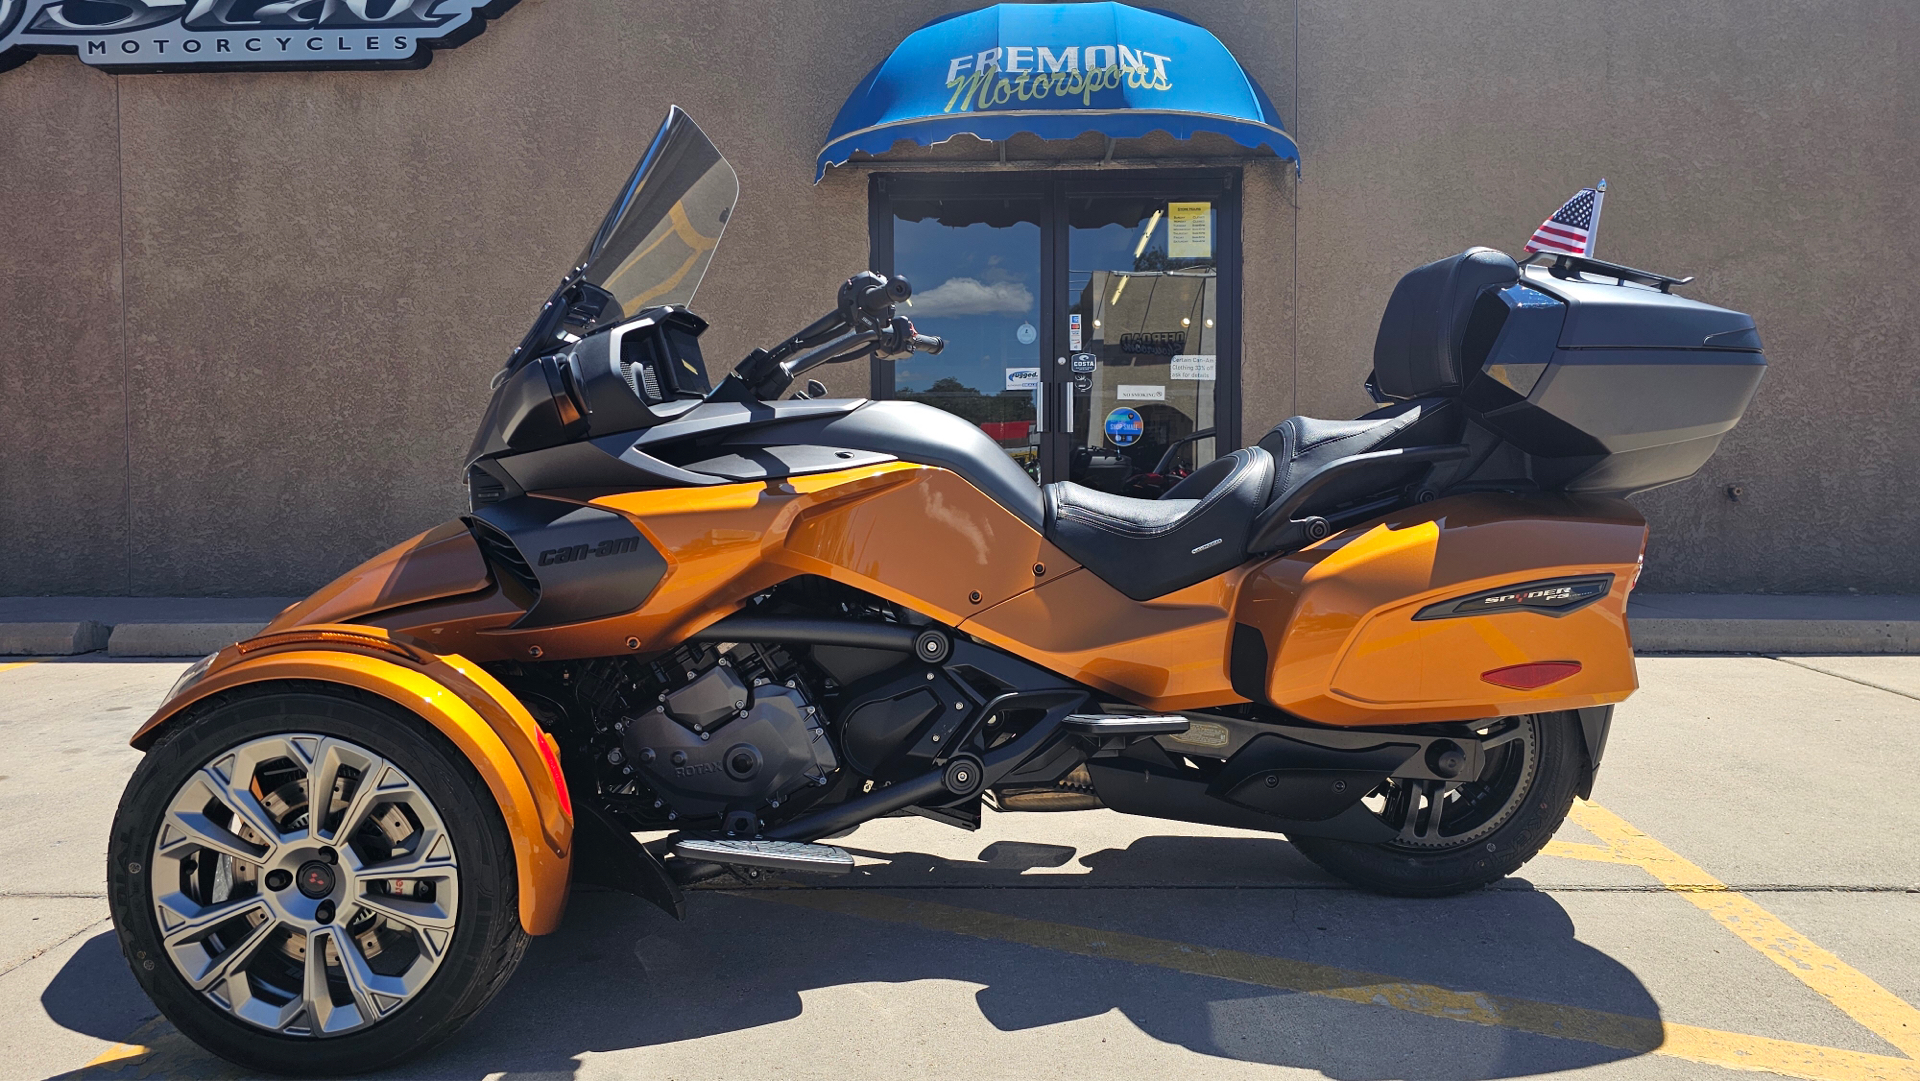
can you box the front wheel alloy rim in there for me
[149,733,459,1037]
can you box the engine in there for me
[619,660,837,817]
[561,640,839,830]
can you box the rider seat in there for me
[1045,447,1275,601]
[1043,247,1514,601]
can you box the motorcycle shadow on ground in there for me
[43,832,1661,1081]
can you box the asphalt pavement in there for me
[0,655,1916,1081]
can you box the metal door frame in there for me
[869,169,1244,482]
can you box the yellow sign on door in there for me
[1166,201,1212,259]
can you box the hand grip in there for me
[912,334,945,355]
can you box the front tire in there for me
[1288,712,1584,897]
[108,683,529,1075]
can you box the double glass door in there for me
[873,173,1239,492]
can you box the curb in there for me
[106,623,268,658]
[1630,618,1920,655]
[0,621,112,656]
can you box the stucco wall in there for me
[1289,0,1919,592]
[0,0,1911,595]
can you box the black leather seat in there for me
[1043,247,1516,599]
[1044,447,1275,601]
[1254,398,1463,521]
[1251,246,1517,526]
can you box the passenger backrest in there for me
[1372,247,1519,400]
[1256,398,1463,512]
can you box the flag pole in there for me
[1587,178,1607,257]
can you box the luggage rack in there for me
[1522,251,1695,294]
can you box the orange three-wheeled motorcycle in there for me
[107,109,1766,1073]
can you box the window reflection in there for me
[1069,198,1217,494]
[892,198,1043,477]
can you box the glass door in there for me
[1067,194,1219,495]
[871,173,1239,489]
[885,187,1046,479]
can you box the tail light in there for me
[1482,661,1582,690]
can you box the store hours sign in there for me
[0,0,513,71]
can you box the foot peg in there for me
[1062,714,1191,736]
[672,837,855,875]
[1063,714,1190,755]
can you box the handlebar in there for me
[723,271,945,400]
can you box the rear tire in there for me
[1288,712,1584,897]
[107,682,529,1075]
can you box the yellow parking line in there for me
[0,660,41,674]
[750,889,1920,1081]
[1565,800,1920,1059]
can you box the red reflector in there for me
[1482,661,1583,690]
[535,731,573,820]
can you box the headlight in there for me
[163,652,220,705]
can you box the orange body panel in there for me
[313,463,1076,664]
[129,627,573,936]
[961,565,1256,711]
[270,520,491,630]
[1236,493,1647,724]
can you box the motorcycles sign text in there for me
[0,0,511,71]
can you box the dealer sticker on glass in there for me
[1171,354,1216,381]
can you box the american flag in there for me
[1525,186,1605,256]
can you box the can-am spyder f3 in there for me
[108,108,1766,1074]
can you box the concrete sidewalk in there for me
[1627,593,1920,654]
[2,592,1917,658]
[0,596,293,658]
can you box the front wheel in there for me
[1288,712,1584,896]
[107,683,529,1075]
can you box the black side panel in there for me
[1209,733,1416,822]
[466,496,666,628]
[1086,759,1397,842]
[1228,623,1269,704]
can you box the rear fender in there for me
[129,625,572,935]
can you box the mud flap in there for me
[572,801,685,920]
[1575,705,1614,800]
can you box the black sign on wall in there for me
[0,0,516,73]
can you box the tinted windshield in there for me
[577,107,738,318]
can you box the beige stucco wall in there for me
[0,0,1912,595]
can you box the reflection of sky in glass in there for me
[893,216,1040,395]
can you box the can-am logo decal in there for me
[0,0,513,72]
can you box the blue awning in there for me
[817,2,1298,181]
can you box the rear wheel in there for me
[1287,712,1583,896]
[108,684,528,1075]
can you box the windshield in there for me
[576,106,738,319]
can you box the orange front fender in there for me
[130,626,572,935]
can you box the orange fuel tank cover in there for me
[1481,661,1583,690]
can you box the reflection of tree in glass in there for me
[899,376,1031,429]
